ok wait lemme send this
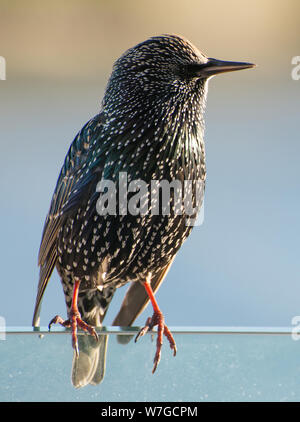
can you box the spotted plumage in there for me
[32,34,254,382]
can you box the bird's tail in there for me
[71,286,116,388]
[71,332,108,388]
[77,285,116,327]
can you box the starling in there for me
[32,34,254,375]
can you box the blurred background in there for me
[0,0,299,328]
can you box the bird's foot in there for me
[48,311,99,358]
[135,310,177,373]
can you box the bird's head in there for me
[102,34,255,122]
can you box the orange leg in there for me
[135,273,177,373]
[48,278,98,357]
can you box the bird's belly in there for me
[57,210,193,290]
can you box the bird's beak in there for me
[198,57,256,78]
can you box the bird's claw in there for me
[48,312,98,358]
[135,316,152,342]
[48,315,71,330]
[135,311,176,373]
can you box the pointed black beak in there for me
[194,57,256,78]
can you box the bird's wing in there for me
[32,114,104,326]
[112,257,175,328]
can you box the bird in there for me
[32,34,255,379]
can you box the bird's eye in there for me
[185,63,206,78]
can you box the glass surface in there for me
[0,327,299,402]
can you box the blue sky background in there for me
[0,0,299,328]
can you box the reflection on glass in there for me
[2,327,300,402]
